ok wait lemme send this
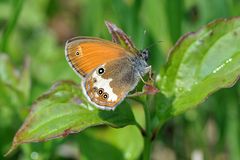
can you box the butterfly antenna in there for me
[141,29,163,50]
[145,40,163,50]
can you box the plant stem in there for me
[1,0,24,52]
[143,136,151,160]
[143,96,152,160]
[135,121,146,136]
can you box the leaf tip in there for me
[4,143,18,157]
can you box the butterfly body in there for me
[65,22,151,110]
[130,49,150,76]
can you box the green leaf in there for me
[83,103,144,160]
[90,126,144,160]
[17,57,31,101]
[79,124,143,160]
[0,54,30,105]
[0,54,19,86]
[78,133,125,160]
[7,81,136,155]
[159,17,240,118]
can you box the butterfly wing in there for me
[105,21,139,55]
[82,57,140,110]
[65,37,133,78]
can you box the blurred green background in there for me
[0,0,240,159]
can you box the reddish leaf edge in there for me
[4,80,97,156]
[166,16,240,64]
[160,16,240,116]
[5,80,137,156]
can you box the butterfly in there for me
[65,21,151,110]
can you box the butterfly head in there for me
[139,49,149,61]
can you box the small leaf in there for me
[0,54,31,105]
[7,81,136,155]
[159,17,240,117]
[143,84,159,95]
[0,54,19,87]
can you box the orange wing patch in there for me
[65,37,129,77]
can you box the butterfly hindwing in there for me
[82,57,140,110]
[105,21,139,54]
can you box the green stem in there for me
[143,96,151,160]
[1,0,24,52]
[135,121,146,136]
[143,136,151,160]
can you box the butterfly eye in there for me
[97,88,104,95]
[140,49,149,61]
[97,67,105,75]
[102,93,109,99]
[76,51,80,56]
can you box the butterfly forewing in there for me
[65,37,131,77]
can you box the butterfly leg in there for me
[128,66,159,98]
[127,90,145,98]
[147,66,154,84]
[139,66,154,85]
